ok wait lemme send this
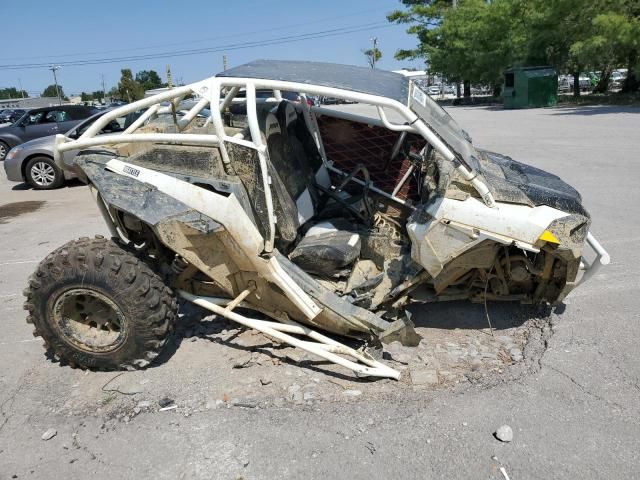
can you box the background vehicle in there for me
[0,105,97,161]
[3,109,143,189]
[0,108,27,125]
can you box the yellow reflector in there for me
[539,230,560,244]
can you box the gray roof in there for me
[216,60,410,103]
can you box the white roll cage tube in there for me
[54,75,496,216]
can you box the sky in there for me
[0,0,422,97]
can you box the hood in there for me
[477,149,588,217]
[14,134,56,151]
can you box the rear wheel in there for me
[25,156,64,189]
[24,236,177,370]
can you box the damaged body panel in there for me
[24,60,608,379]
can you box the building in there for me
[0,97,66,109]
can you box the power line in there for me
[0,7,392,62]
[0,22,392,70]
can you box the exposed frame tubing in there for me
[219,86,240,112]
[212,77,492,207]
[78,84,194,139]
[391,164,415,197]
[376,106,419,132]
[327,164,412,208]
[177,97,210,131]
[206,80,231,165]
[245,83,276,252]
[123,104,159,134]
[578,232,611,285]
[57,133,221,152]
[178,290,400,379]
[89,185,120,240]
[310,105,418,134]
[273,89,283,101]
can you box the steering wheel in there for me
[315,163,374,225]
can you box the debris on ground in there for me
[495,424,514,442]
[41,428,57,441]
[343,389,362,397]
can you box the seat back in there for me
[274,101,331,226]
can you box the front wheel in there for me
[26,156,64,189]
[24,236,177,370]
[0,141,9,161]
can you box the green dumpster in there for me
[503,67,558,109]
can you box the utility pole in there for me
[223,55,228,72]
[101,74,106,104]
[49,65,62,105]
[370,37,379,69]
[166,65,173,89]
[18,78,25,98]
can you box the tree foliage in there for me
[42,84,65,98]
[0,87,28,99]
[117,69,145,102]
[388,0,640,93]
[363,47,383,68]
[135,70,165,91]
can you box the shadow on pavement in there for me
[407,300,555,331]
[549,105,640,116]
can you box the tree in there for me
[0,87,28,99]
[363,47,382,69]
[388,0,640,98]
[81,92,91,102]
[42,84,64,99]
[135,70,165,91]
[117,69,144,102]
[570,9,640,92]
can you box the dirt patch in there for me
[0,201,46,224]
[25,301,556,424]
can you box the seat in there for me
[255,101,364,277]
[288,220,362,277]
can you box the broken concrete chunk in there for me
[410,369,439,386]
[41,428,57,441]
[495,424,513,442]
[379,318,421,347]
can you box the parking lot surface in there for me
[1,104,638,479]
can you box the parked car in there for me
[3,109,143,189]
[427,85,442,96]
[0,105,98,161]
[0,108,27,125]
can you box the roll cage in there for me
[54,75,496,252]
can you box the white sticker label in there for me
[412,85,427,107]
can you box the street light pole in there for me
[49,65,62,105]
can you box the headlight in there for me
[5,145,22,160]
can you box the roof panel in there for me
[216,60,410,103]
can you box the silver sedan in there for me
[3,110,141,189]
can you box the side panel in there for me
[407,197,570,277]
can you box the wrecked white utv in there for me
[24,60,609,379]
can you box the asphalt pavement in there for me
[0,104,638,479]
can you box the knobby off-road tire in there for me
[24,236,177,370]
